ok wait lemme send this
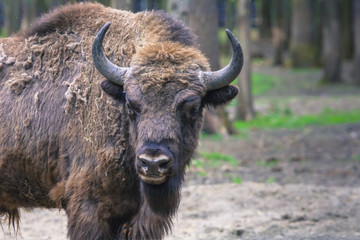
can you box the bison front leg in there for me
[66,197,116,240]
[64,167,139,240]
[64,169,116,240]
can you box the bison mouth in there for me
[139,174,167,185]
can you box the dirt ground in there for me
[2,66,360,239]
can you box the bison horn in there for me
[200,29,243,91]
[92,22,129,86]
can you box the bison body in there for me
[0,3,241,239]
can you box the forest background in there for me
[2,1,360,239]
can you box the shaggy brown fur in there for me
[0,3,238,239]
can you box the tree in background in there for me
[20,0,45,31]
[289,0,317,68]
[188,0,220,71]
[4,0,21,35]
[354,0,360,85]
[236,0,254,121]
[322,0,342,83]
[111,0,133,11]
[259,0,272,40]
[341,0,353,61]
[167,0,189,25]
[270,0,285,66]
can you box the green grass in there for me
[257,158,280,167]
[228,72,282,107]
[200,152,238,167]
[229,73,282,96]
[267,177,276,184]
[192,159,204,168]
[226,173,243,185]
[290,68,321,73]
[233,176,243,184]
[0,28,8,38]
[354,155,360,162]
[252,73,282,96]
[201,133,223,141]
[191,151,242,183]
[190,152,238,176]
[234,108,360,130]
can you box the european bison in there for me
[0,3,242,239]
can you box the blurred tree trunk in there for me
[259,0,272,40]
[51,0,67,8]
[167,0,189,25]
[111,0,133,10]
[5,0,21,35]
[36,0,50,15]
[236,0,254,121]
[20,0,37,31]
[188,0,220,71]
[322,0,342,83]
[271,0,285,65]
[353,0,360,85]
[341,0,353,60]
[279,0,292,65]
[290,0,317,67]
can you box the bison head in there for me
[92,22,242,208]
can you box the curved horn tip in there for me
[99,23,111,36]
[103,22,111,30]
[200,29,243,91]
[225,29,232,36]
[225,29,240,46]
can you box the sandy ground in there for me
[2,182,360,240]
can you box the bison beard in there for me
[0,3,242,240]
[125,177,182,239]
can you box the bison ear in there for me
[101,80,125,101]
[203,85,238,107]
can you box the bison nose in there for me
[138,154,173,175]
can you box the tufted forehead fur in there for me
[131,41,209,93]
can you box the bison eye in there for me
[125,96,141,120]
[182,102,201,121]
[178,95,202,122]
[188,106,200,119]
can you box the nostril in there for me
[159,161,168,170]
[140,159,148,171]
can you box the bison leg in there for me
[66,197,115,240]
